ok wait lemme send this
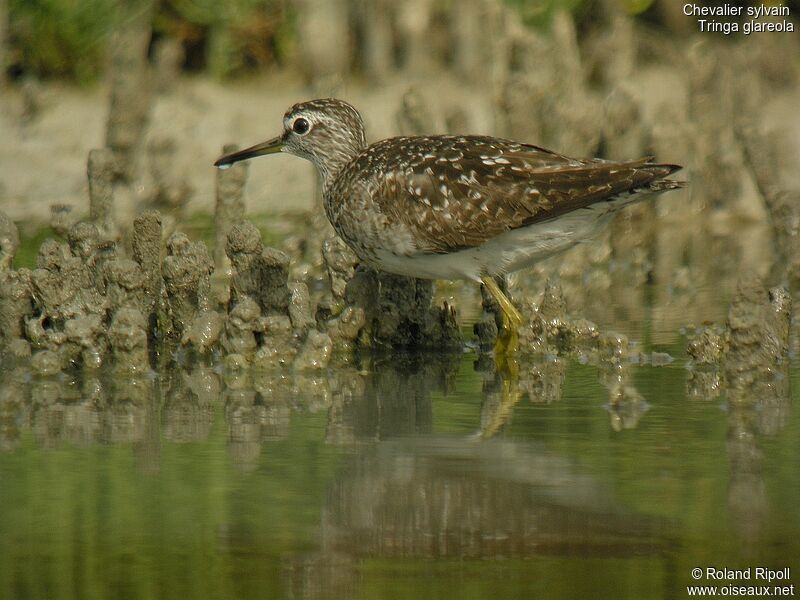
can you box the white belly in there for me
[372,202,624,281]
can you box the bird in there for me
[215,98,684,354]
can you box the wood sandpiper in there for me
[215,98,684,354]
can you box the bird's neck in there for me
[314,143,365,193]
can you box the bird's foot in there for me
[481,275,524,356]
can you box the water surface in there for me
[1,340,798,599]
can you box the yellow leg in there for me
[481,276,524,355]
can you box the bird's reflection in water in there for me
[321,437,667,557]
[284,434,669,599]
[474,340,649,438]
[280,352,668,599]
[475,353,566,438]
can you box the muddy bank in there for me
[0,204,467,374]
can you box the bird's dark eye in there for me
[292,117,310,135]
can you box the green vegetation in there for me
[6,0,292,82]
[502,0,656,28]
[620,0,656,14]
[155,0,292,78]
[8,0,120,82]
[5,0,670,83]
[503,0,589,27]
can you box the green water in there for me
[1,344,798,600]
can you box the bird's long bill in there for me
[214,135,284,169]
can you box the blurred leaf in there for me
[620,0,654,15]
[503,0,588,28]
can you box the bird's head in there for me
[214,98,367,185]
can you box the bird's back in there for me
[326,134,683,260]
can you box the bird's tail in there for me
[639,160,686,191]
